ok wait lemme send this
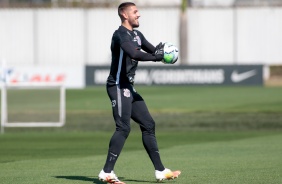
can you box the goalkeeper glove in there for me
[153,42,164,61]
[154,42,163,52]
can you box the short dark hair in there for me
[118,2,136,18]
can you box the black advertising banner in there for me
[86,65,263,86]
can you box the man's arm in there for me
[121,41,163,61]
[141,37,155,54]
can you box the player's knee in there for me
[115,118,131,138]
[116,126,131,138]
[141,121,155,135]
[145,127,155,135]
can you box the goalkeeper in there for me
[98,2,181,184]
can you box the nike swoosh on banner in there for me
[231,70,257,83]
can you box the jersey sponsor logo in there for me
[123,88,130,98]
[231,70,257,83]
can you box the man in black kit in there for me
[98,2,181,184]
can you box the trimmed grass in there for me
[0,86,282,183]
[0,131,276,163]
[0,131,281,183]
[3,86,282,132]
[66,86,282,113]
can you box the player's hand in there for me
[154,42,163,53]
[153,42,164,61]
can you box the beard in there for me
[132,23,139,28]
[129,18,139,28]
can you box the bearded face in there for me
[124,5,140,28]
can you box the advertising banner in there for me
[86,65,263,86]
[1,65,84,88]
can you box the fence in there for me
[0,7,282,66]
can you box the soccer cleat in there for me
[155,168,181,182]
[98,170,125,184]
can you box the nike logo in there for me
[110,152,118,157]
[231,70,257,83]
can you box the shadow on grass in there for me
[55,176,155,183]
[55,176,101,183]
[123,179,156,183]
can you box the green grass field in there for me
[0,86,282,183]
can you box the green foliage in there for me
[181,0,187,13]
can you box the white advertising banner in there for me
[1,65,84,88]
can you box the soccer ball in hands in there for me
[162,42,179,64]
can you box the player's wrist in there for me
[154,55,163,61]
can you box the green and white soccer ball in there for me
[162,42,179,64]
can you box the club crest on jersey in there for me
[132,31,141,45]
[135,36,141,45]
[133,36,141,45]
[123,89,130,98]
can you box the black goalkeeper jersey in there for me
[107,26,159,86]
